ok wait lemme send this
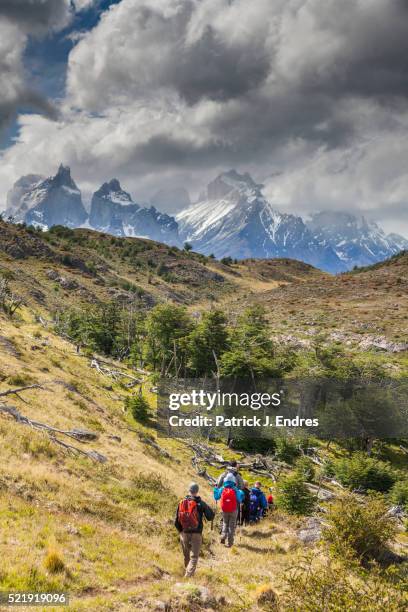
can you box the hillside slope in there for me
[1,308,407,611]
[1,222,408,609]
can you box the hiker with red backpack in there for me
[175,482,215,577]
[213,472,244,547]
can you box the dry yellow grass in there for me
[1,305,407,611]
[0,309,310,611]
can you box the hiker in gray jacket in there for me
[216,460,244,490]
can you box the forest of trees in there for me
[55,302,298,380]
[55,300,389,384]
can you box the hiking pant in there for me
[180,532,202,577]
[221,509,238,545]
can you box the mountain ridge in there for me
[4,166,407,273]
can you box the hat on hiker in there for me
[229,460,237,467]
[189,482,199,495]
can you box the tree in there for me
[220,305,286,380]
[0,277,23,318]
[125,393,150,424]
[183,242,193,252]
[144,304,192,375]
[186,310,229,376]
[295,456,316,482]
[276,473,316,515]
[330,452,397,492]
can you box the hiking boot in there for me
[225,543,232,548]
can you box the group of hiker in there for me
[174,460,274,577]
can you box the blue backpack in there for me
[249,491,261,519]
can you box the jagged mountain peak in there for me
[89,180,180,245]
[206,169,263,201]
[306,211,407,268]
[18,165,87,229]
[53,164,78,191]
[95,179,133,204]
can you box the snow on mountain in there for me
[89,178,180,245]
[6,166,407,273]
[306,212,408,268]
[177,170,345,272]
[387,233,408,252]
[11,165,88,230]
[5,174,46,220]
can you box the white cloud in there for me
[73,0,98,10]
[1,0,408,236]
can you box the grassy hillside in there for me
[0,221,408,610]
[1,310,407,611]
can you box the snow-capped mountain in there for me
[6,165,88,230]
[89,179,180,245]
[177,170,345,272]
[5,174,45,219]
[306,212,408,269]
[5,166,407,273]
[6,167,180,246]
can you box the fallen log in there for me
[0,384,44,398]
[0,404,106,463]
[90,359,142,383]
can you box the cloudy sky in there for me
[1,0,408,234]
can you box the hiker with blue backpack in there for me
[249,481,268,523]
[213,471,244,547]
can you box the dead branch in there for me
[0,384,44,398]
[0,404,106,462]
[90,359,142,383]
[50,436,107,463]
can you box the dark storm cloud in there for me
[167,24,271,105]
[0,0,71,135]
[0,0,71,33]
[3,0,408,233]
[68,0,408,160]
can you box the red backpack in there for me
[178,498,200,531]
[220,486,237,512]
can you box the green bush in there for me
[125,394,150,424]
[295,456,316,482]
[331,453,397,492]
[389,480,408,509]
[276,473,316,515]
[283,555,407,611]
[275,438,301,464]
[220,256,233,265]
[323,493,397,564]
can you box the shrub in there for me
[221,256,233,265]
[389,480,408,509]
[125,394,150,423]
[44,549,65,574]
[322,459,336,478]
[323,493,397,564]
[7,373,34,386]
[255,584,279,611]
[283,555,407,611]
[275,437,301,464]
[295,456,316,482]
[276,473,316,515]
[331,453,397,492]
